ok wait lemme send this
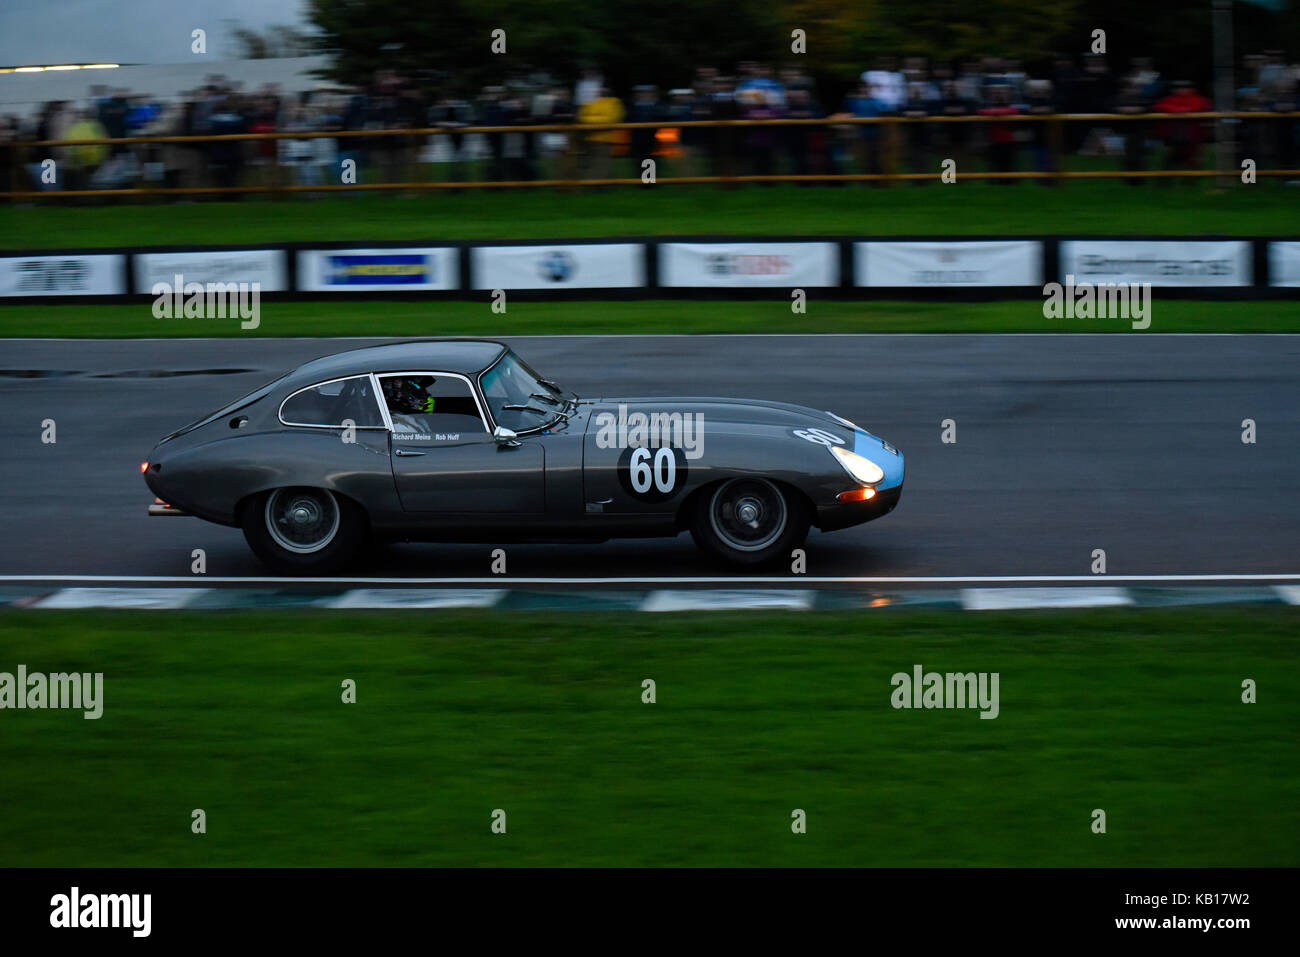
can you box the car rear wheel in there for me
[689,477,809,567]
[242,487,366,574]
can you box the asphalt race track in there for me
[1,334,1297,580]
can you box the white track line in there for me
[1274,585,1300,605]
[321,588,505,609]
[1,574,1298,585]
[33,587,212,609]
[641,589,815,612]
[961,587,1134,611]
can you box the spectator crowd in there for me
[0,50,1297,197]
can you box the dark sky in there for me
[0,0,312,66]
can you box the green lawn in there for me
[3,298,1299,337]
[4,182,1294,337]
[2,181,1296,249]
[0,607,1295,867]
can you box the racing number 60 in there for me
[630,446,677,494]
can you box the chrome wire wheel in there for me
[265,488,341,554]
[708,478,788,552]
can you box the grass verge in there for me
[1,607,1295,866]
[2,182,1297,249]
[2,298,1297,338]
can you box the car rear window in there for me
[280,375,385,428]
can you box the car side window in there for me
[379,374,486,439]
[281,375,384,427]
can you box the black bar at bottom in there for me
[0,867,1284,943]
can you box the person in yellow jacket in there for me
[60,111,109,188]
[578,87,624,181]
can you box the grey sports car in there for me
[142,339,903,572]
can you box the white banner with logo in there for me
[1060,240,1252,287]
[471,243,643,290]
[135,250,288,293]
[855,241,1042,287]
[659,242,839,287]
[1267,242,1300,287]
[0,254,126,296]
[297,247,459,292]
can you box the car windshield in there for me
[479,352,569,432]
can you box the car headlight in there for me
[831,445,884,485]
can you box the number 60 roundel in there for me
[617,445,689,503]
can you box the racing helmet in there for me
[384,376,431,415]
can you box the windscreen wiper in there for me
[506,403,575,426]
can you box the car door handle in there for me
[394,449,426,457]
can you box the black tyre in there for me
[689,477,809,567]
[241,487,367,574]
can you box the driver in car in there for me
[383,376,436,435]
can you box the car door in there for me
[582,400,697,516]
[377,371,545,513]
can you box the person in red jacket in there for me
[1154,81,1212,172]
[978,84,1020,183]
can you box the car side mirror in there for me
[492,425,521,448]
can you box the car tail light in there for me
[140,461,149,473]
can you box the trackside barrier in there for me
[1,237,1298,302]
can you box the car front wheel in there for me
[241,487,366,574]
[689,477,809,567]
